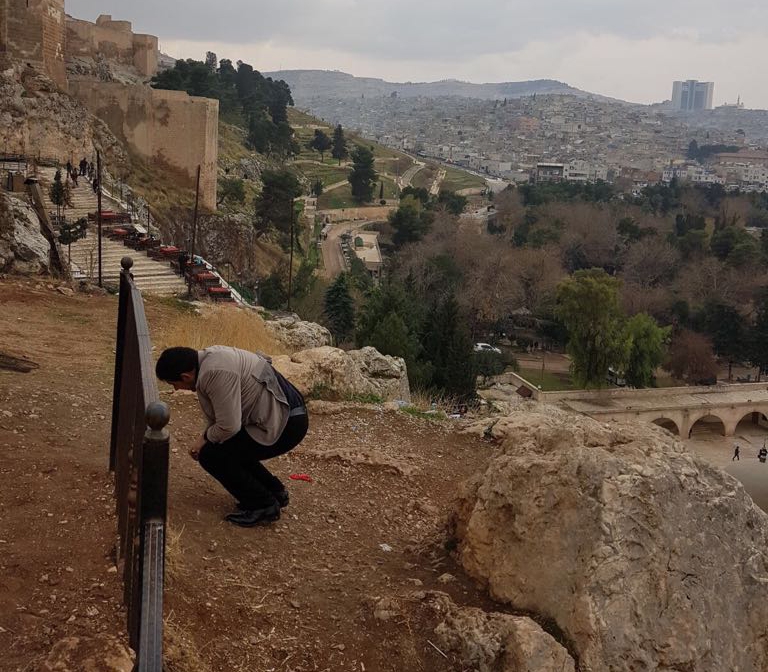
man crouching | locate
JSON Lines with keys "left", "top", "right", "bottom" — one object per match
{"left": 156, "top": 345, "right": 308, "bottom": 527}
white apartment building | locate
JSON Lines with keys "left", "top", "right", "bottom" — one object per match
{"left": 739, "top": 164, "right": 768, "bottom": 190}
{"left": 662, "top": 164, "right": 725, "bottom": 185}
{"left": 564, "top": 160, "right": 608, "bottom": 182}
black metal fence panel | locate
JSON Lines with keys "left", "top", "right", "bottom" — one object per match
{"left": 110, "top": 257, "right": 169, "bottom": 671}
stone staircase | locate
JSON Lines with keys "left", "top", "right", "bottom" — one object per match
{"left": 65, "top": 234, "right": 188, "bottom": 295}
{"left": 36, "top": 166, "right": 187, "bottom": 296}
{"left": 35, "top": 166, "right": 119, "bottom": 220}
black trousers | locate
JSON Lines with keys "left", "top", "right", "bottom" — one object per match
{"left": 198, "top": 413, "right": 308, "bottom": 509}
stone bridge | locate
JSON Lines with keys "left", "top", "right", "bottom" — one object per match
{"left": 547, "top": 383, "right": 768, "bottom": 437}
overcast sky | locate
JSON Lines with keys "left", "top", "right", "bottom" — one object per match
{"left": 67, "top": 0, "right": 768, "bottom": 108}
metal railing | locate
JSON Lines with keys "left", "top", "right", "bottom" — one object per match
{"left": 109, "top": 256, "right": 170, "bottom": 671}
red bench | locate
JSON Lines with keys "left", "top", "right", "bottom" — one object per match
{"left": 208, "top": 286, "right": 233, "bottom": 302}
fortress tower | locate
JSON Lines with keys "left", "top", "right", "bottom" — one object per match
{"left": 66, "top": 13, "right": 159, "bottom": 78}
{"left": 0, "top": 0, "right": 68, "bottom": 89}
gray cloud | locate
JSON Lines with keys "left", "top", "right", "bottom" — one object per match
{"left": 66, "top": 0, "right": 768, "bottom": 63}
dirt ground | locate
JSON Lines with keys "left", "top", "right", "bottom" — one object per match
{"left": 0, "top": 278, "right": 498, "bottom": 672}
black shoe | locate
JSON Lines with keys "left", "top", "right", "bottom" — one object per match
{"left": 274, "top": 489, "right": 290, "bottom": 508}
{"left": 225, "top": 503, "right": 281, "bottom": 527}
{"left": 236, "top": 490, "right": 289, "bottom": 510}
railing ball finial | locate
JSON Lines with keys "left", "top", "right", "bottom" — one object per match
{"left": 121, "top": 256, "right": 134, "bottom": 272}
{"left": 146, "top": 401, "right": 170, "bottom": 432}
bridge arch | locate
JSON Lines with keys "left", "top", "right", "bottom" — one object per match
{"left": 688, "top": 413, "right": 727, "bottom": 438}
{"left": 651, "top": 417, "right": 680, "bottom": 435}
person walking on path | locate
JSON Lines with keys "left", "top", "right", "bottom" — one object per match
{"left": 156, "top": 345, "right": 308, "bottom": 527}
{"left": 733, "top": 444, "right": 740, "bottom": 461}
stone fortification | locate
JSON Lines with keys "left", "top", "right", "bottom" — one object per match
{"left": 69, "top": 80, "right": 218, "bottom": 210}
{"left": 0, "top": 0, "right": 67, "bottom": 90}
{"left": 66, "top": 14, "right": 158, "bottom": 78}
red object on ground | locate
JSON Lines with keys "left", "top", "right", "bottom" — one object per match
{"left": 159, "top": 245, "right": 179, "bottom": 254}
{"left": 112, "top": 228, "right": 128, "bottom": 236}
{"left": 289, "top": 473, "right": 312, "bottom": 483}
{"left": 208, "top": 286, "right": 230, "bottom": 294}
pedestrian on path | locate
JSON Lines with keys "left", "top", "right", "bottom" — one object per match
{"left": 156, "top": 346, "right": 308, "bottom": 527}
{"left": 733, "top": 444, "right": 740, "bottom": 461}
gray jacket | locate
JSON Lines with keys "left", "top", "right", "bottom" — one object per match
{"left": 196, "top": 346, "right": 289, "bottom": 446}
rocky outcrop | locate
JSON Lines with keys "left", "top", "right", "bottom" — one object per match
{"left": 41, "top": 635, "right": 133, "bottom": 671}
{"left": 453, "top": 405, "right": 768, "bottom": 672}
{"left": 0, "top": 191, "right": 50, "bottom": 275}
{"left": 273, "top": 346, "right": 410, "bottom": 402}
{"left": 426, "top": 593, "right": 575, "bottom": 672}
{"left": 264, "top": 315, "right": 332, "bottom": 351}
{"left": 0, "top": 62, "right": 126, "bottom": 169}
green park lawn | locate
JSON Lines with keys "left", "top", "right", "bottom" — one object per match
{"left": 317, "top": 176, "right": 399, "bottom": 210}
{"left": 411, "top": 164, "right": 438, "bottom": 191}
{"left": 296, "top": 163, "right": 350, "bottom": 187}
{"left": 441, "top": 166, "right": 487, "bottom": 192}
{"left": 517, "top": 367, "right": 575, "bottom": 391}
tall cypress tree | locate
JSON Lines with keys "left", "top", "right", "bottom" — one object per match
{"left": 421, "top": 294, "right": 476, "bottom": 399}
{"left": 324, "top": 273, "right": 355, "bottom": 343}
{"left": 332, "top": 124, "right": 349, "bottom": 165}
{"left": 348, "top": 146, "right": 377, "bottom": 203}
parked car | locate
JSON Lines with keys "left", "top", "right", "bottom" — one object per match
{"left": 473, "top": 342, "right": 501, "bottom": 355}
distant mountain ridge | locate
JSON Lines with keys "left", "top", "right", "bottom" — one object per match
{"left": 264, "top": 69, "right": 622, "bottom": 103}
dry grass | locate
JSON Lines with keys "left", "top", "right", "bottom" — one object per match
{"left": 156, "top": 304, "right": 288, "bottom": 357}
{"left": 408, "top": 389, "right": 460, "bottom": 412}
{"left": 165, "top": 524, "right": 185, "bottom": 585}
{"left": 164, "top": 619, "right": 212, "bottom": 672}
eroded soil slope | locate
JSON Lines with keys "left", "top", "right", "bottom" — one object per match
{"left": 0, "top": 279, "right": 497, "bottom": 672}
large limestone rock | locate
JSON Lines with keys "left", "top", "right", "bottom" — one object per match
{"left": 273, "top": 346, "right": 410, "bottom": 402}
{"left": 427, "top": 592, "right": 575, "bottom": 672}
{"left": 453, "top": 405, "right": 768, "bottom": 672}
{"left": 264, "top": 315, "right": 332, "bottom": 350}
{"left": 0, "top": 191, "right": 50, "bottom": 275}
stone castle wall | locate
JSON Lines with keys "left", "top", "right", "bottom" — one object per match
{"left": 0, "top": 0, "right": 67, "bottom": 90}
{"left": 69, "top": 79, "right": 218, "bottom": 210}
{"left": 66, "top": 14, "right": 159, "bottom": 78}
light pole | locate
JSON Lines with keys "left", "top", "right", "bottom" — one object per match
{"left": 287, "top": 199, "right": 295, "bottom": 312}
{"left": 96, "top": 150, "right": 103, "bottom": 287}
{"left": 188, "top": 165, "right": 201, "bottom": 294}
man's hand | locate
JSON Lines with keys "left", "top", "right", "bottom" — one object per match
{"left": 189, "top": 434, "right": 207, "bottom": 461}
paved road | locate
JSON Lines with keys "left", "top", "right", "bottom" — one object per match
{"left": 320, "top": 220, "right": 375, "bottom": 279}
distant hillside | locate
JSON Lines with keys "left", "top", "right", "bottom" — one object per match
{"left": 265, "top": 69, "right": 621, "bottom": 103}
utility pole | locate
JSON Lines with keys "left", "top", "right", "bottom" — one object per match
{"left": 287, "top": 199, "right": 295, "bottom": 312}
{"left": 188, "top": 165, "right": 201, "bottom": 294}
{"left": 96, "top": 150, "right": 103, "bottom": 288}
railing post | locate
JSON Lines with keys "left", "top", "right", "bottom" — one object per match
{"left": 110, "top": 257, "right": 134, "bottom": 471}
{"left": 135, "top": 401, "right": 170, "bottom": 672}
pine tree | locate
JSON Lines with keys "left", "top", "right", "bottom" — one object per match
{"left": 58, "top": 217, "right": 87, "bottom": 265}
{"left": 348, "top": 145, "right": 377, "bottom": 203}
{"left": 324, "top": 273, "right": 355, "bottom": 343}
{"left": 308, "top": 129, "right": 332, "bottom": 162}
{"left": 48, "top": 168, "right": 71, "bottom": 224}
{"left": 421, "top": 294, "right": 476, "bottom": 399}
{"left": 332, "top": 124, "right": 349, "bottom": 165}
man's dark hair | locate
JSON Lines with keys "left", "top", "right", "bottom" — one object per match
{"left": 156, "top": 347, "right": 198, "bottom": 382}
